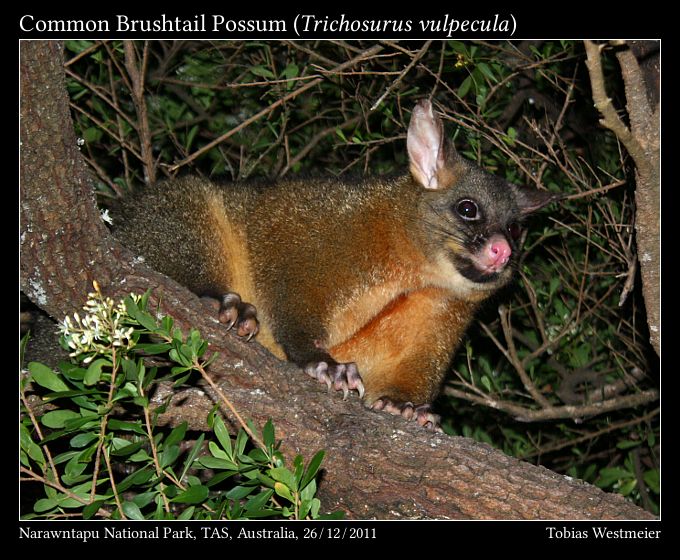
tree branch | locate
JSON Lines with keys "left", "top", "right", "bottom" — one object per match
{"left": 584, "top": 40, "right": 660, "bottom": 356}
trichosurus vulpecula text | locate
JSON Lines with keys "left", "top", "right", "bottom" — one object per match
{"left": 112, "top": 100, "right": 556, "bottom": 428}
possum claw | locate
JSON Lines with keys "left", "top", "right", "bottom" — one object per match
{"left": 216, "top": 292, "right": 260, "bottom": 340}
{"left": 305, "top": 361, "right": 365, "bottom": 400}
{"left": 371, "top": 398, "right": 441, "bottom": 431}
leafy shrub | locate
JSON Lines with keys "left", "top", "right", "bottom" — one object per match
{"left": 20, "top": 284, "right": 340, "bottom": 520}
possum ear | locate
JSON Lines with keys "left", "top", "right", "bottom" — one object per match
{"left": 511, "top": 185, "right": 561, "bottom": 216}
{"left": 407, "top": 100, "right": 451, "bottom": 190}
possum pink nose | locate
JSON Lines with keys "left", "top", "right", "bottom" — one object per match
{"left": 487, "top": 236, "right": 512, "bottom": 269}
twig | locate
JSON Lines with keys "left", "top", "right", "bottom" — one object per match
{"left": 559, "top": 180, "right": 627, "bottom": 201}
{"left": 20, "top": 467, "right": 112, "bottom": 518}
{"left": 280, "top": 115, "right": 362, "bottom": 177}
{"left": 19, "top": 389, "right": 59, "bottom": 486}
{"left": 520, "top": 407, "right": 659, "bottom": 459}
{"left": 194, "top": 362, "right": 266, "bottom": 451}
{"left": 142, "top": 404, "right": 172, "bottom": 513}
{"left": 499, "top": 305, "right": 552, "bottom": 408}
{"left": 443, "top": 385, "right": 658, "bottom": 423}
{"left": 68, "top": 102, "right": 144, "bottom": 163}
{"left": 370, "top": 41, "right": 431, "bottom": 111}
{"left": 64, "top": 41, "right": 106, "bottom": 67}
{"left": 168, "top": 44, "right": 385, "bottom": 172}
{"left": 124, "top": 41, "right": 156, "bottom": 184}
{"left": 632, "top": 447, "right": 654, "bottom": 512}
{"left": 583, "top": 41, "right": 647, "bottom": 170}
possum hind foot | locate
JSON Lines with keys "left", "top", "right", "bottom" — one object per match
{"left": 218, "top": 292, "right": 259, "bottom": 340}
{"left": 201, "top": 292, "right": 260, "bottom": 340}
{"left": 305, "top": 361, "right": 365, "bottom": 400}
{"left": 371, "top": 398, "right": 442, "bottom": 431}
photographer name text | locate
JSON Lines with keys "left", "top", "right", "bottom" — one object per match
{"left": 546, "top": 526, "right": 660, "bottom": 540}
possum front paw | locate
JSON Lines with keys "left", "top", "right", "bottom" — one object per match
{"left": 305, "top": 361, "right": 365, "bottom": 400}
{"left": 371, "top": 398, "right": 441, "bottom": 431}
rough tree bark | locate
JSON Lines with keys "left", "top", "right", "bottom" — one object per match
{"left": 19, "top": 40, "right": 654, "bottom": 520}
{"left": 584, "top": 40, "right": 660, "bottom": 357}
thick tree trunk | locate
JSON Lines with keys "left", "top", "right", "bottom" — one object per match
{"left": 19, "top": 40, "right": 654, "bottom": 520}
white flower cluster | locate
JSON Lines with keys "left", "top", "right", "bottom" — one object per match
{"left": 57, "top": 286, "right": 142, "bottom": 364}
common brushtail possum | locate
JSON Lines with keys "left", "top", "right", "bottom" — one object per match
{"left": 112, "top": 100, "right": 555, "bottom": 428}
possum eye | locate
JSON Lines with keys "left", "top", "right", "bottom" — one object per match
{"left": 455, "top": 199, "right": 480, "bottom": 221}
{"left": 507, "top": 222, "right": 522, "bottom": 240}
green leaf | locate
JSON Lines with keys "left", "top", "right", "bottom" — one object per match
{"left": 281, "top": 63, "right": 299, "bottom": 80}
{"left": 125, "top": 299, "right": 158, "bottom": 331}
{"left": 208, "top": 440, "right": 231, "bottom": 461}
{"left": 250, "top": 65, "right": 275, "bottom": 79}
{"left": 83, "top": 500, "right": 106, "bottom": 519}
{"left": 476, "top": 62, "right": 497, "bottom": 83}
{"left": 70, "top": 432, "right": 99, "bottom": 448}
{"left": 29, "top": 362, "right": 70, "bottom": 392}
{"left": 132, "top": 491, "right": 157, "bottom": 509}
{"left": 205, "top": 471, "right": 239, "bottom": 487}
{"left": 256, "top": 472, "right": 276, "bottom": 489}
{"left": 274, "top": 482, "right": 294, "bottom": 503}
{"left": 122, "top": 501, "right": 146, "bottom": 520}
{"left": 116, "top": 466, "right": 154, "bottom": 493}
{"left": 172, "top": 485, "right": 209, "bottom": 504}
{"left": 235, "top": 429, "right": 248, "bottom": 456}
{"left": 110, "top": 440, "right": 144, "bottom": 457}
{"left": 64, "top": 456, "right": 88, "bottom": 480}
{"left": 107, "top": 419, "right": 147, "bottom": 436}
{"left": 248, "top": 448, "right": 269, "bottom": 463}
{"left": 300, "top": 479, "right": 317, "bottom": 503}
{"left": 643, "top": 469, "right": 660, "bottom": 493}
{"left": 300, "top": 450, "right": 325, "bottom": 491}
{"left": 458, "top": 75, "right": 473, "bottom": 98}
{"left": 41, "top": 410, "right": 82, "bottom": 429}
{"left": 244, "top": 489, "right": 274, "bottom": 513}
{"left": 299, "top": 498, "right": 311, "bottom": 520}
{"left": 549, "top": 276, "right": 560, "bottom": 296}
{"left": 159, "top": 445, "right": 181, "bottom": 469}
{"left": 225, "top": 485, "right": 255, "bottom": 500}
{"left": 243, "top": 508, "right": 281, "bottom": 519}
{"left": 165, "top": 422, "right": 188, "bottom": 448}
{"left": 197, "top": 456, "right": 239, "bottom": 471}
{"left": 311, "top": 498, "right": 321, "bottom": 519}
{"left": 20, "top": 425, "right": 45, "bottom": 467}
{"left": 180, "top": 433, "right": 205, "bottom": 481}
{"left": 269, "top": 467, "right": 297, "bottom": 491}
{"left": 213, "top": 416, "right": 233, "bottom": 459}
{"left": 619, "top": 478, "right": 637, "bottom": 496}
{"left": 178, "top": 506, "right": 196, "bottom": 520}
{"left": 58, "top": 362, "right": 87, "bottom": 382}
{"left": 262, "top": 419, "right": 275, "bottom": 448}
{"left": 293, "top": 455, "right": 304, "bottom": 486}
{"left": 596, "top": 467, "right": 633, "bottom": 488}
{"left": 480, "top": 376, "right": 492, "bottom": 393}
{"left": 34, "top": 498, "right": 58, "bottom": 513}
{"left": 616, "top": 440, "right": 641, "bottom": 450}
{"left": 169, "top": 349, "right": 190, "bottom": 367}
{"left": 64, "top": 414, "right": 100, "bottom": 431}
{"left": 448, "top": 41, "right": 468, "bottom": 55}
